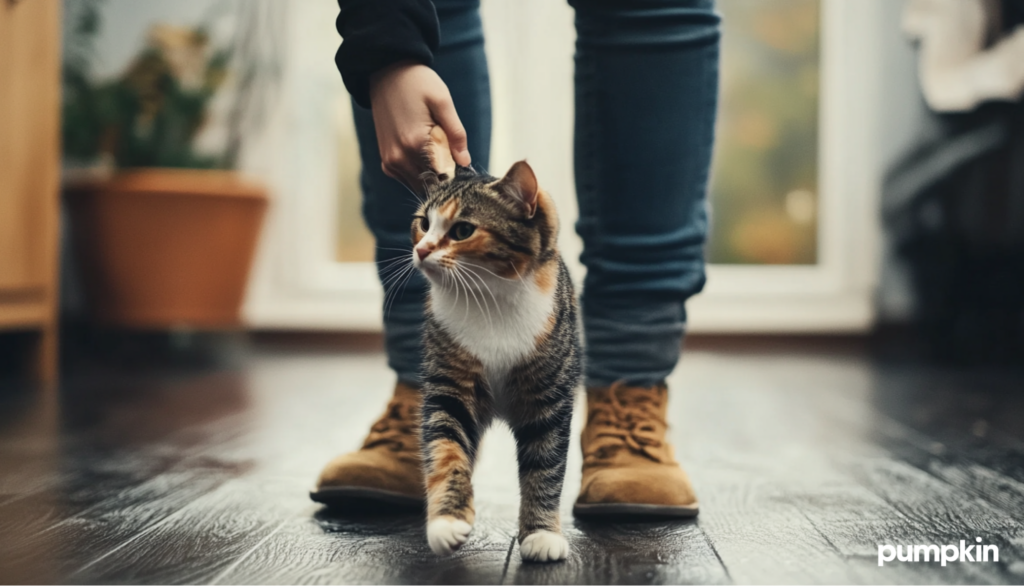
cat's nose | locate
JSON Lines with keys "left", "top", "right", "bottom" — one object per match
{"left": 416, "top": 246, "right": 432, "bottom": 261}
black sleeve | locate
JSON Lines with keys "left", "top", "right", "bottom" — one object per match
{"left": 336, "top": 0, "right": 440, "bottom": 109}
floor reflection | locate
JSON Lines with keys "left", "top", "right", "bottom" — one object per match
{"left": 0, "top": 386, "right": 61, "bottom": 584}
{"left": 1, "top": 339, "right": 1023, "bottom": 584}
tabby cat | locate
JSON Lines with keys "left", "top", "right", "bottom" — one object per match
{"left": 411, "top": 161, "right": 581, "bottom": 563}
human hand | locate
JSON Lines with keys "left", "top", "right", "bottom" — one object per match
{"left": 368, "top": 62, "right": 471, "bottom": 191}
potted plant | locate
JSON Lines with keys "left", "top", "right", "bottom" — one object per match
{"left": 62, "top": 2, "right": 272, "bottom": 329}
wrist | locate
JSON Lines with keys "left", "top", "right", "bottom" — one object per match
{"left": 369, "top": 60, "right": 424, "bottom": 103}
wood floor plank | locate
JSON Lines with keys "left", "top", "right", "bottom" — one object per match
{"left": 734, "top": 363, "right": 1023, "bottom": 583}
{"left": 72, "top": 476, "right": 313, "bottom": 584}
{"left": 0, "top": 410, "right": 251, "bottom": 548}
{"left": 771, "top": 378, "right": 1024, "bottom": 583}
{"left": 21, "top": 468, "right": 238, "bottom": 577}
{"left": 695, "top": 469, "right": 863, "bottom": 584}
{"left": 3, "top": 344, "right": 1023, "bottom": 584}
{"left": 502, "top": 516, "right": 728, "bottom": 585}
{"left": 215, "top": 505, "right": 516, "bottom": 585}
{"left": 0, "top": 375, "right": 252, "bottom": 522}
{"left": 847, "top": 457, "right": 1024, "bottom": 583}
{"left": 871, "top": 410, "right": 1024, "bottom": 528}
{"left": 671, "top": 356, "right": 877, "bottom": 583}
{"left": 666, "top": 352, "right": 1024, "bottom": 583}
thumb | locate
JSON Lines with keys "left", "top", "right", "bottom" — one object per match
{"left": 428, "top": 96, "right": 471, "bottom": 168}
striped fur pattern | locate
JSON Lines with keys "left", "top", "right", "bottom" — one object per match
{"left": 411, "top": 161, "right": 581, "bottom": 562}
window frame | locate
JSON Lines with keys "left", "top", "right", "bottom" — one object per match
{"left": 243, "top": 0, "right": 883, "bottom": 333}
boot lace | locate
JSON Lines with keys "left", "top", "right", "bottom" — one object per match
{"left": 584, "top": 382, "right": 667, "bottom": 464}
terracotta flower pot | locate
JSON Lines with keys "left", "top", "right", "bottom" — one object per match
{"left": 65, "top": 169, "right": 268, "bottom": 328}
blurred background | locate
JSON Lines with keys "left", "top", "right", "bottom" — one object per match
{"left": 1, "top": 0, "right": 1023, "bottom": 384}
{"left": 3, "top": 2, "right": 1024, "bottom": 583}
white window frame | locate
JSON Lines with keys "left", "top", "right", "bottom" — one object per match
{"left": 243, "top": 0, "right": 883, "bottom": 333}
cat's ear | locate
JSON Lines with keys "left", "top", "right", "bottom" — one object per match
{"left": 493, "top": 160, "right": 538, "bottom": 218}
{"left": 421, "top": 165, "right": 475, "bottom": 191}
{"left": 422, "top": 125, "right": 457, "bottom": 182}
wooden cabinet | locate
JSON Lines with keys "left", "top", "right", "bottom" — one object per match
{"left": 0, "top": 0, "right": 61, "bottom": 384}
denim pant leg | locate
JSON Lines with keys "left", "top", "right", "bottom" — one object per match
{"left": 353, "top": 0, "right": 491, "bottom": 385}
{"left": 570, "top": 0, "right": 720, "bottom": 387}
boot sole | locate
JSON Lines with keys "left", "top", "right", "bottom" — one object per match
{"left": 573, "top": 502, "right": 699, "bottom": 519}
{"left": 309, "top": 486, "right": 424, "bottom": 510}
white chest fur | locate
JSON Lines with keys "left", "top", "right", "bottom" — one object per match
{"left": 430, "top": 275, "right": 555, "bottom": 396}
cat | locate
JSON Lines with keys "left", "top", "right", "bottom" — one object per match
{"left": 410, "top": 160, "right": 581, "bottom": 563}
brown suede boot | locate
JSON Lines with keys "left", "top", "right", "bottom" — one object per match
{"left": 310, "top": 382, "right": 424, "bottom": 509}
{"left": 573, "top": 382, "right": 699, "bottom": 518}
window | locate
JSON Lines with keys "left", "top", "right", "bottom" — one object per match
{"left": 246, "top": 0, "right": 882, "bottom": 333}
{"left": 710, "top": 0, "right": 820, "bottom": 266}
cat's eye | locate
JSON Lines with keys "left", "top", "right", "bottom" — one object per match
{"left": 417, "top": 216, "right": 429, "bottom": 232}
{"left": 449, "top": 222, "right": 476, "bottom": 241}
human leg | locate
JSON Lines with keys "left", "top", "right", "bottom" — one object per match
{"left": 313, "top": 0, "right": 492, "bottom": 506}
{"left": 569, "top": 0, "right": 720, "bottom": 517}
{"left": 572, "top": 0, "right": 719, "bottom": 387}
{"left": 355, "top": 0, "right": 493, "bottom": 386}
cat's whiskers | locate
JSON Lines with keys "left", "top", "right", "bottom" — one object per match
{"left": 440, "top": 267, "right": 457, "bottom": 308}
{"left": 448, "top": 265, "right": 481, "bottom": 327}
{"left": 378, "top": 256, "right": 413, "bottom": 279}
{"left": 453, "top": 268, "right": 472, "bottom": 324}
{"left": 456, "top": 265, "right": 493, "bottom": 321}
{"left": 381, "top": 258, "right": 416, "bottom": 318}
{"left": 381, "top": 267, "right": 409, "bottom": 316}
{"left": 397, "top": 181, "right": 425, "bottom": 205}
{"left": 448, "top": 266, "right": 463, "bottom": 312}
{"left": 452, "top": 264, "right": 494, "bottom": 330}
{"left": 385, "top": 266, "right": 417, "bottom": 318}
{"left": 461, "top": 265, "right": 499, "bottom": 329}
{"left": 376, "top": 246, "right": 416, "bottom": 254}
{"left": 457, "top": 260, "right": 516, "bottom": 282}
{"left": 508, "top": 261, "right": 526, "bottom": 282}
{"left": 440, "top": 263, "right": 472, "bottom": 324}
{"left": 380, "top": 257, "right": 413, "bottom": 290}
{"left": 452, "top": 268, "right": 471, "bottom": 324}
{"left": 377, "top": 251, "right": 416, "bottom": 284}
{"left": 376, "top": 254, "right": 412, "bottom": 267}
{"left": 459, "top": 264, "right": 505, "bottom": 323}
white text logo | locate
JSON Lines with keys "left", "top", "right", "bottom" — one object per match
{"left": 878, "top": 538, "right": 999, "bottom": 567}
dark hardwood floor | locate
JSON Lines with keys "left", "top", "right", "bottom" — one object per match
{"left": 1, "top": 335, "right": 1023, "bottom": 584}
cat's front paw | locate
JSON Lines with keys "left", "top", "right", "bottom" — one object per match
{"left": 427, "top": 516, "right": 473, "bottom": 555}
{"left": 519, "top": 530, "right": 569, "bottom": 562}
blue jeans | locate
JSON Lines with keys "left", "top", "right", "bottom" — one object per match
{"left": 354, "top": 0, "right": 719, "bottom": 388}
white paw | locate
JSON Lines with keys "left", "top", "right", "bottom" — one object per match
{"left": 427, "top": 517, "right": 473, "bottom": 555}
{"left": 519, "top": 530, "right": 569, "bottom": 562}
